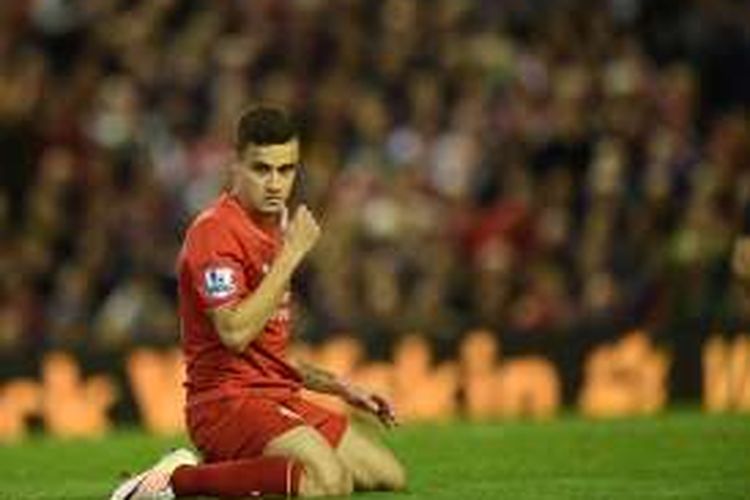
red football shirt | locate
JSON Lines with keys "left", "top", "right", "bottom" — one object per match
{"left": 177, "top": 192, "right": 302, "bottom": 406}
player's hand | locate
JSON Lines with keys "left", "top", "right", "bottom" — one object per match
{"left": 340, "top": 382, "right": 398, "bottom": 428}
{"left": 283, "top": 205, "right": 321, "bottom": 261}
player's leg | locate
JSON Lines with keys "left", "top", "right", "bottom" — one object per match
{"left": 284, "top": 396, "right": 406, "bottom": 492}
{"left": 335, "top": 423, "right": 407, "bottom": 491}
{"left": 184, "top": 395, "right": 347, "bottom": 497}
{"left": 110, "top": 396, "right": 312, "bottom": 499}
{"left": 169, "top": 455, "right": 302, "bottom": 497}
{"left": 190, "top": 394, "right": 353, "bottom": 496}
{"left": 110, "top": 449, "right": 303, "bottom": 499}
{"left": 110, "top": 448, "right": 199, "bottom": 500}
{"left": 264, "top": 425, "right": 353, "bottom": 497}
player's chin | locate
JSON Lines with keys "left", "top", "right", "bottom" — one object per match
{"left": 260, "top": 200, "right": 285, "bottom": 214}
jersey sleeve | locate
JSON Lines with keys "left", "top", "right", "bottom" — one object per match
{"left": 183, "top": 221, "right": 252, "bottom": 311}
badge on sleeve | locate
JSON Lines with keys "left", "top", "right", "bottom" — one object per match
{"left": 203, "top": 267, "right": 236, "bottom": 299}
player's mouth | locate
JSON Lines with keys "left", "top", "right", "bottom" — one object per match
{"left": 264, "top": 196, "right": 284, "bottom": 208}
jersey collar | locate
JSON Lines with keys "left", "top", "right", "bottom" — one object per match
{"left": 222, "top": 192, "right": 282, "bottom": 241}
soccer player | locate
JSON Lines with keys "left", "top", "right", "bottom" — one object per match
{"left": 111, "top": 107, "right": 406, "bottom": 498}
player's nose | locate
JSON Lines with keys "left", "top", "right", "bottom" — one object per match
{"left": 267, "top": 170, "right": 283, "bottom": 191}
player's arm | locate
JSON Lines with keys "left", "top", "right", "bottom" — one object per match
{"left": 210, "top": 206, "right": 319, "bottom": 353}
{"left": 295, "top": 361, "right": 397, "bottom": 428}
{"left": 296, "top": 361, "right": 348, "bottom": 395}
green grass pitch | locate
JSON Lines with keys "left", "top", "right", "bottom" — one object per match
{"left": 0, "top": 411, "right": 748, "bottom": 499}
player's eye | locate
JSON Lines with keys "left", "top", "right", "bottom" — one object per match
{"left": 278, "top": 164, "right": 297, "bottom": 175}
{"left": 250, "top": 162, "right": 272, "bottom": 174}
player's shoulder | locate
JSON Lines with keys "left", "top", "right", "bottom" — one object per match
{"left": 185, "top": 201, "right": 230, "bottom": 240}
{"left": 182, "top": 194, "right": 250, "bottom": 249}
{"left": 182, "top": 194, "right": 262, "bottom": 252}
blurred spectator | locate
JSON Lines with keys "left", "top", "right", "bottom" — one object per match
{"left": 0, "top": 0, "right": 749, "bottom": 356}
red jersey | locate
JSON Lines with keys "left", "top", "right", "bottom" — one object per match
{"left": 177, "top": 193, "right": 302, "bottom": 406}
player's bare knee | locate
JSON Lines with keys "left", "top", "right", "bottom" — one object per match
{"left": 298, "top": 469, "right": 324, "bottom": 497}
{"left": 390, "top": 460, "right": 408, "bottom": 490}
{"left": 306, "top": 457, "right": 352, "bottom": 496}
{"left": 352, "top": 468, "right": 377, "bottom": 491}
{"left": 325, "top": 461, "right": 352, "bottom": 495}
{"left": 340, "top": 465, "right": 354, "bottom": 494}
{"left": 380, "top": 458, "right": 407, "bottom": 491}
{"left": 349, "top": 456, "right": 405, "bottom": 492}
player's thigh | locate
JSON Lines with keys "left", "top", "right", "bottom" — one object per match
{"left": 264, "top": 425, "right": 352, "bottom": 496}
{"left": 336, "top": 423, "right": 407, "bottom": 491}
{"left": 187, "top": 396, "right": 303, "bottom": 462}
{"left": 284, "top": 397, "right": 349, "bottom": 448}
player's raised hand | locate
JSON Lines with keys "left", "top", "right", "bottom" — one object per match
{"left": 283, "top": 205, "right": 321, "bottom": 261}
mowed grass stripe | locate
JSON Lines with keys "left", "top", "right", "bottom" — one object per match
{"left": 0, "top": 411, "right": 747, "bottom": 499}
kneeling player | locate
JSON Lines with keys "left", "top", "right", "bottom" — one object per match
{"left": 111, "top": 107, "right": 406, "bottom": 498}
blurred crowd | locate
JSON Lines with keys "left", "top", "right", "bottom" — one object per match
{"left": 1, "top": 0, "right": 749, "bottom": 356}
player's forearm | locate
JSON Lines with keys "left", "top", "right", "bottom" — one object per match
{"left": 296, "top": 362, "right": 347, "bottom": 395}
{"left": 212, "top": 249, "right": 302, "bottom": 352}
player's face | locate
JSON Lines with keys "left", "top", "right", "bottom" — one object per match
{"left": 234, "top": 139, "right": 299, "bottom": 215}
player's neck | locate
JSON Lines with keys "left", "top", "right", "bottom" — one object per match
{"left": 226, "top": 191, "right": 280, "bottom": 230}
{"left": 248, "top": 207, "right": 280, "bottom": 229}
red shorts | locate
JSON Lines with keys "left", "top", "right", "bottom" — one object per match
{"left": 186, "top": 393, "right": 348, "bottom": 463}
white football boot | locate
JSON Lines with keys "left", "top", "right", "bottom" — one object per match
{"left": 110, "top": 448, "right": 199, "bottom": 500}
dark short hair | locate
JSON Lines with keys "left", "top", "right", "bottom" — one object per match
{"left": 235, "top": 106, "right": 298, "bottom": 152}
